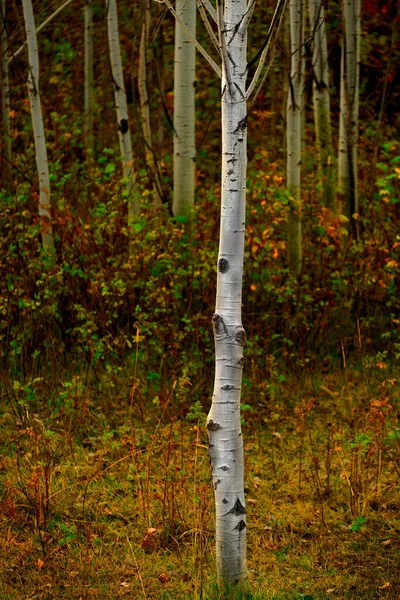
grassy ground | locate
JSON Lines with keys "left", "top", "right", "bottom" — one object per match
{"left": 1, "top": 367, "right": 399, "bottom": 600}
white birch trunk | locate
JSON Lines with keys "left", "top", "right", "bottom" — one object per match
{"left": 21, "top": 0, "right": 55, "bottom": 253}
{"left": 309, "top": 0, "right": 335, "bottom": 209}
{"left": 286, "top": 0, "right": 304, "bottom": 277}
{"left": 172, "top": 0, "right": 196, "bottom": 220}
{"left": 206, "top": 0, "right": 248, "bottom": 585}
{"left": 84, "top": 0, "right": 95, "bottom": 159}
{"left": 138, "top": 0, "right": 162, "bottom": 208}
{"left": 1, "top": 0, "right": 11, "bottom": 191}
{"left": 338, "top": 0, "right": 360, "bottom": 232}
{"left": 106, "top": 0, "right": 138, "bottom": 220}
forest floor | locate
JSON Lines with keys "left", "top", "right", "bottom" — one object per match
{"left": 1, "top": 366, "right": 399, "bottom": 600}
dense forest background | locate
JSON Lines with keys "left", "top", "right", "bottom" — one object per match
{"left": 1, "top": 0, "right": 400, "bottom": 598}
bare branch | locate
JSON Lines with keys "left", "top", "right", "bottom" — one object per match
{"left": 8, "top": 0, "right": 74, "bottom": 64}
{"left": 197, "top": 0, "right": 221, "bottom": 57}
{"left": 246, "top": 0, "right": 287, "bottom": 100}
{"left": 160, "top": 0, "right": 221, "bottom": 77}
{"left": 199, "top": 0, "right": 216, "bottom": 23}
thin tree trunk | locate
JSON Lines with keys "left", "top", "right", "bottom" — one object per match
{"left": 138, "top": 0, "right": 162, "bottom": 208}
{"left": 286, "top": 0, "right": 304, "bottom": 277}
{"left": 21, "top": 0, "right": 55, "bottom": 255}
{"left": 172, "top": 0, "right": 196, "bottom": 221}
{"left": 106, "top": 0, "right": 138, "bottom": 220}
{"left": 84, "top": 0, "right": 95, "bottom": 159}
{"left": 309, "top": 0, "right": 335, "bottom": 210}
{"left": 207, "top": 0, "right": 249, "bottom": 585}
{"left": 338, "top": 0, "right": 360, "bottom": 237}
{"left": 1, "top": 0, "right": 11, "bottom": 192}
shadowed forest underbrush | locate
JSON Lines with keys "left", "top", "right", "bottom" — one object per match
{"left": 1, "top": 363, "right": 399, "bottom": 599}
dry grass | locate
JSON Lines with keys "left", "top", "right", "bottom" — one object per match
{"left": 0, "top": 367, "right": 399, "bottom": 600}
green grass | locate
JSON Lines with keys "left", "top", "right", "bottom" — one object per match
{"left": 0, "top": 368, "right": 399, "bottom": 599}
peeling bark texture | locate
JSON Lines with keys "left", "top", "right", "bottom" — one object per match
{"left": 309, "top": 0, "right": 335, "bottom": 210}
{"left": 338, "top": 0, "right": 360, "bottom": 237}
{"left": 287, "top": 0, "right": 305, "bottom": 277}
{"left": 106, "top": 0, "right": 138, "bottom": 221}
{"left": 21, "top": 0, "right": 55, "bottom": 255}
{"left": 1, "top": 0, "right": 11, "bottom": 192}
{"left": 207, "top": 0, "right": 249, "bottom": 585}
{"left": 84, "top": 0, "right": 94, "bottom": 159}
{"left": 173, "top": 0, "right": 196, "bottom": 220}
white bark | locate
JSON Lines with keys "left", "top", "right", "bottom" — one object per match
{"left": 206, "top": 0, "right": 249, "bottom": 585}
{"left": 21, "top": 0, "right": 55, "bottom": 253}
{"left": 1, "top": 0, "right": 11, "bottom": 191}
{"left": 286, "top": 0, "right": 305, "bottom": 276}
{"left": 338, "top": 0, "right": 360, "bottom": 231}
{"left": 309, "top": 0, "right": 335, "bottom": 209}
{"left": 138, "top": 0, "right": 162, "bottom": 208}
{"left": 84, "top": 0, "right": 94, "bottom": 158}
{"left": 106, "top": 0, "right": 138, "bottom": 220}
{"left": 173, "top": 0, "right": 196, "bottom": 220}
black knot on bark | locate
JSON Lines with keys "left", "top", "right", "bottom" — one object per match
{"left": 119, "top": 118, "right": 129, "bottom": 133}
{"left": 234, "top": 520, "right": 247, "bottom": 531}
{"left": 234, "top": 328, "right": 246, "bottom": 346}
{"left": 207, "top": 419, "right": 222, "bottom": 431}
{"left": 226, "top": 497, "right": 246, "bottom": 516}
{"left": 221, "top": 384, "right": 235, "bottom": 391}
{"left": 218, "top": 258, "right": 230, "bottom": 273}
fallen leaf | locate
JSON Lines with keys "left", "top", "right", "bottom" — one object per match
{"left": 158, "top": 573, "right": 169, "bottom": 583}
{"left": 37, "top": 559, "right": 44, "bottom": 569}
{"left": 379, "top": 582, "right": 391, "bottom": 589}
{"left": 326, "top": 589, "right": 335, "bottom": 594}
{"left": 247, "top": 498, "right": 257, "bottom": 505}
{"left": 120, "top": 582, "right": 130, "bottom": 588}
{"left": 381, "top": 539, "right": 391, "bottom": 546}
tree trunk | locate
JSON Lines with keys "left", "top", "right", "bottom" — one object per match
{"left": 138, "top": 0, "right": 162, "bottom": 208}
{"left": 309, "top": 0, "right": 335, "bottom": 210}
{"left": 21, "top": 0, "right": 55, "bottom": 255}
{"left": 207, "top": 0, "right": 248, "bottom": 585}
{"left": 0, "top": 0, "right": 11, "bottom": 192}
{"left": 84, "top": 0, "right": 95, "bottom": 159}
{"left": 338, "top": 0, "right": 360, "bottom": 236}
{"left": 106, "top": 0, "right": 138, "bottom": 221}
{"left": 286, "top": 0, "right": 304, "bottom": 277}
{"left": 172, "top": 0, "right": 196, "bottom": 221}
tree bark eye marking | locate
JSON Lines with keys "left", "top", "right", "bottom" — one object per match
{"left": 221, "top": 384, "right": 235, "bottom": 391}
{"left": 218, "top": 258, "right": 230, "bottom": 273}
{"left": 214, "top": 479, "right": 221, "bottom": 490}
{"left": 234, "top": 520, "right": 246, "bottom": 531}
{"left": 207, "top": 419, "right": 222, "bottom": 431}
{"left": 225, "top": 497, "right": 246, "bottom": 516}
{"left": 220, "top": 465, "right": 229, "bottom": 471}
{"left": 234, "top": 329, "right": 246, "bottom": 346}
{"left": 119, "top": 118, "right": 128, "bottom": 133}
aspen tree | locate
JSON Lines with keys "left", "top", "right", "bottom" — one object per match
{"left": 21, "top": 0, "right": 55, "bottom": 254}
{"left": 84, "top": 0, "right": 95, "bottom": 159}
{"left": 173, "top": 0, "right": 196, "bottom": 220}
{"left": 164, "top": 0, "right": 283, "bottom": 585}
{"left": 1, "top": 0, "right": 11, "bottom": 192}
{"left": 138, "top": 0, "right": 163, "bottom": 208}
{"left": 287, "top": 0, "right": 305, "bottom": 276}
{"left": 105, "top": 0, "right": 138, "bottom": 220}
{"left": 309, "top": 0, "right": 335, "bottom": 209}
{"left": 338, "top": 0, "right": 360, "bottom": 235}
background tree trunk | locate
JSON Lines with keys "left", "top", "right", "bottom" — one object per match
{"left": 106, "top": 0, "right": 138, "bottom": 221}
{"left": 138, "top": 0, "right": 163, "bottom": 208}
{"left": 286, "top": 0, "right": 305, "bottom": 276}
{"left": 21, "top": 0, "right": 55, "bottom": 255}
{"left": 309, "top": 0, "right": 335, "bottom": 210}
{"left": 338, "top": 0, "right": 360, "bottom": 236}
{"left": 172, "top": 0, "right": 196, "bottom": 221}
{"left": 84, "top": 0, "right": 95, "bottom": 160}
{"left": 0, "top": 0, "right": 11, "bottom": 192}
